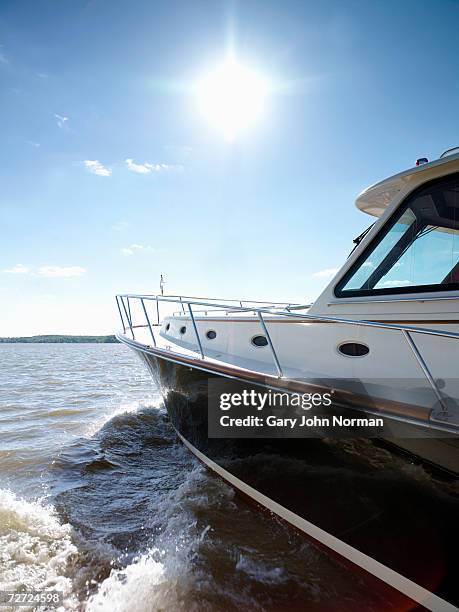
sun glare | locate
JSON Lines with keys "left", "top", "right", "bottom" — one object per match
{"left": 197, "top": 60, "right": 268, "bottom": 141}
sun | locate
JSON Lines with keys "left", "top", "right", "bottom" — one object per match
{"left": 196, "top": 60, "right": 268, "bottom": 141}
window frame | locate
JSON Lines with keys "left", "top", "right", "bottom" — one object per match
{"left": 334, "top": 173, "right": 459, "bottom": 298}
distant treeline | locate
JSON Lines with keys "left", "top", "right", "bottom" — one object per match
{"left": 0, "top": 335, "right": 119, "bottom": 344}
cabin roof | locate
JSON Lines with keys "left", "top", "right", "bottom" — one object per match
{"left": 355, "top": 151, "right": 459, "bottom": 217}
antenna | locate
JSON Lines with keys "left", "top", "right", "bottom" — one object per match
{"left": 160, "top": 274, "right": 165, "bottom": 296}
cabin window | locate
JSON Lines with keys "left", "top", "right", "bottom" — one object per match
{"left": 338, "top": 342, "right": 369, "bottom": 357}
{"left": 180, "top": 326, "right": 186, "bottom": 334}
{"left": 251, "top": 335, "right": 268, "bottom": 347}
{"left": 336, "top": 173, "right": 459, "bottom": 296}
{"left": 206, "top": 330, "right": 217, "bottom": 340}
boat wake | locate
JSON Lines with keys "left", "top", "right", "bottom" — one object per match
{"left": 1, "top": 395, "right": 404, "bottom": 611}
{"left": 0, "top": 489, "right": 78, "bottom": 610}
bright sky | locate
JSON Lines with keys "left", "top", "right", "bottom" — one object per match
{"left": 1, "top": 0, "right": 459, "bottom": 335}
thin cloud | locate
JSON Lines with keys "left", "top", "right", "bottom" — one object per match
{"left": 121, "top": 244, "right": 154, "bottom": 256}
{"left": 84, "top": 160, "right": 112, "bottom": 177}
{"left": 37, "top": 266, "right": 86, "bottom": 278}
{"left": 312, "top": 268, "right": 339, "bottom": 278}
{"left": 54, "top": 113, "right": 68, "bottom": 129}
{"left": 125, "top": 158, "right": 183, "bottom": 174}
{"left": 125, "top": 158, "right": 154, "bottom": 174}
{"left": 2, "top": 264, "right": 30, "bottom": 274}
{"left": 27, "top": 140, "right": 40, "bottom": 148}
{"left": 0, "top": 45, "right": 9, "bottom": 65}
{"left": 2, "top": 264, "right": 86, "bottom": 278}
{"left": 378, "top": 279, "right": 412, "bottom": 288}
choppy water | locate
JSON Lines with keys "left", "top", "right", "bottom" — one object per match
{"left": 0, "top": 343, "right": 454, "bottom": 611}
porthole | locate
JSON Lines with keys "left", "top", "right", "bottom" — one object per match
{"left": 338, "top": 342, "right": 369, "bottom": 357}
{"left": 206, "top": 330, "right": 217, "bottom": 340}
{"left": 180, "top": 326, "right": 186, "bottom": 335}
{"left": 165, "top": 323, "right": 170, "bottom": 332}
{"left": 251, "top": 335, "right": 268, "bottom": 347}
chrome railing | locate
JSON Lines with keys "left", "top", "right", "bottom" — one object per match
{"left": 123, "top": 294, "right": 309, "bottom": 318}
{"left": 115, "top": 293, "right": 459, "bottom": 422}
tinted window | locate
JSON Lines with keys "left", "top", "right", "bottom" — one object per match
{"left": 336, "top": 174, "right": 459, "bottom": 296}
{"left": 252, "top": 335, "right": 268, "bottom": 347}
{"left": 338, "top": 342, "right": 369, "bottom": 357}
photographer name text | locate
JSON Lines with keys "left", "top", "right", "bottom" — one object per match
{"left": 219, "top": 414, "right": 384, "bottom": 429}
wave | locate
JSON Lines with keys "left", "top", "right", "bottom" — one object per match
{"left": 85, "top": 554, "right": 166, "bottom": 612}
{"left": 0, "top": 489, "right": 78, "bottom": 610}
{"left": 84, "top": 397, "right": 162, "bottom": 438}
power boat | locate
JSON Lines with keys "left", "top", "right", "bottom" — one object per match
{"left": 116, "top": 149, "right": 459, "bottom": 610}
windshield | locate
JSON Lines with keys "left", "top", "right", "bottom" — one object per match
{"left": 336, "top": 173, "right": 459, "bottom": 296}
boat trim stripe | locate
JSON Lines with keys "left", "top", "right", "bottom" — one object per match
{"left": 176, "top": 431, "right": 456, "bottom": 612}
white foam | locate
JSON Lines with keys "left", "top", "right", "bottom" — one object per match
{"left": 0, "top": 489, "right": 78, "bottom": 610}
{"left": 85, "top": 467, "right": 214, "bottom": 611}
{"left": 85, "top": 554, "right": 168, "bottom": 612}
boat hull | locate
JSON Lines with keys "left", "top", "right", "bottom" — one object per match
{"left": 128, "top": 342, "right": 459, "bottom": 610}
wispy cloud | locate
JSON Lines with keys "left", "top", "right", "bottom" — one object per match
{"left": 378, "top": 279, "right": 412, "bottom": 288}
{"left": 312, "top": 267, "right": 339, "bottom": 278}
{"left": 125, "top": 158, "right": 183, "bottom": 174}
{"left": 37, "top": 266, "right": 86, "bottom": 278}
{"left": 0, "top": 45, "right": 9, "bottom": 65}
{"left": 54, "top": 113, "right": 68, "bottom": 129}
{"left": 84, "top": 160, "right": 112, "bottom": 177}
{"left": 27, "top": 140, "right": 40, "bottom": 148}
{"left": 2, "top": 263, "right": 30, "bottom": 274}
{"left": 125, "top": 159, "right": 153, "bottom": 174}
{"left": 121, "top": 243, "right": 154, "bottom": 256}
{"left": 2, "top": 264, "right": 86, "bottom": 278}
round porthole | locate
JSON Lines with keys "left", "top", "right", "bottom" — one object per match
{"left": 206, "top": 330, "right": 217, "bottom": 340}
{"left": 165, "top": 323, "right": 170, "bottom": 332}
{"left": 180, "top": 326, "right": 186, "bottom": 335}
{"left": 252, "top": 335, "right": 268, "bottom": 347}
{"left": 338, "top": 342, "right": 369, "bottom": 357}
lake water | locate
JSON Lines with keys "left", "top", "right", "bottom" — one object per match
{"left": 0, "top": 343, "right": 449, "bottom": 611}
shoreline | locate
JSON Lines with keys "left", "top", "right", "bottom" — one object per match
{"left": 0, "top": 335, "right": 119, "bottom": 344}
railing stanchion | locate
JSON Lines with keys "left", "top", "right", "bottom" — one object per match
{"left": 126, "top": 297, "right": 136, "bottom": 340}
{"left": 188, "top": 303, "right": 204, "bottom": 359}
{"left": 180, "top": 297, "right": 186, "bottom": 314}
{"left": 156, "top": 298, "right": 160, "bottom": 326}
{"left": 115, "top": 296, "right": 125, "bottom": 333}
{"left": 402, "top": 330, "right": 447, "bottom": 413}
{"left": 120, "top": 296, "right": 135, "bottom": 339}
{"left": 141, "top": 298, "right": 156, "bottom": 347}
{"left": 257, "top": 312, "right": 283, "bottom": 378}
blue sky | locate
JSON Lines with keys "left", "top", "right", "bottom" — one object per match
{"left": 1, "top": 0, "right": 459, "bottom": 335}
